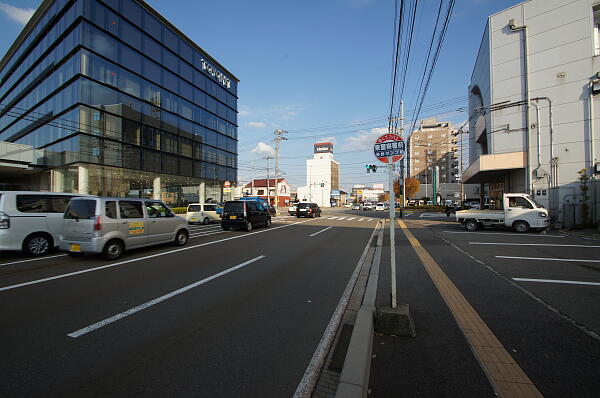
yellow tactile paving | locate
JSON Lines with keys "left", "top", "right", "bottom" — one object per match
{"left": 398, "top": 219, "right": 543, "bottom": 398}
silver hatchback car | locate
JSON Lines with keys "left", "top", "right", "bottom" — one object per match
{"left": 59, "top": 197, "right": 189, "bottom": 260}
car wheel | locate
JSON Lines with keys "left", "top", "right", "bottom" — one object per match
{"left": 23, "top": 233, "right": 52, "bottom": 256}
{"left": 464, "top": 219, "right": 479, "bottom": 232}
{"left": 173, "top": 229, "right": 189, "bottom": 246}
{"left": 266, "top": 218, "right": 272, "bottom": 228}
{"left": 513, "top": 220, "right": 530, "bottom": 233}
{"left": 202, "top": 217, "right": 209, "bottom": 225}
{"left": 245, "top": 221, "right": 253, "bottom": 232}
{"left": 103, "top": 239, "right": 124, "bottom": 261}
{"left": 297, "top": 215, "right": 301, "bottom": 218}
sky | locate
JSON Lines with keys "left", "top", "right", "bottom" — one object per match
{"left": 0, "top": 0, "right": 522, "bottom": 192}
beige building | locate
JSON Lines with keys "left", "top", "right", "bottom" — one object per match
{"left": 408, "top": 118, "right": 458, "bottom": 185}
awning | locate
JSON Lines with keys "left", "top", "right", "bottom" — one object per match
{"left": 462, "top": 151, "right": 526, "bottom": 184}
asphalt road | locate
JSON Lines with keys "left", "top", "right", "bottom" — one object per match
{"left": 370, "top": 214, "right": 600, "bottom": 398}
{"left": 0, "top": 211, "right": 379, "bottom": 397}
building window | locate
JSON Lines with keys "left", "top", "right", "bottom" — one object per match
{"left": 415, "top": 159, "right": 420, "bottom": 163}
{"left": 257, "top": 189, "right": 264, "bottom": 195}
{"left": 428, "top": 134, "right": 433, "bottom": 138}
{"left": 414, "top": 151, "right": 419, "bottom": 155}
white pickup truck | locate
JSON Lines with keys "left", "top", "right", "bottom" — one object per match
{"left": 455, "top": 193, "right": 550, "bottom": 233}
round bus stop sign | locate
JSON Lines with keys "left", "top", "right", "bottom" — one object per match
{"left": 374, "top": 133, "right": 405, "bottom": 163}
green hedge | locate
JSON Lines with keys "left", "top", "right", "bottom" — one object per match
{"left": 170, "top": 206, "right": 187, "bottom": 214}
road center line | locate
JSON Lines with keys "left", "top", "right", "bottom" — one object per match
{"left": 470, "top": 242, "right": 600, "bottom": 248}
{"left": 513, "top": 278, "right": 600, "bottom": 286}
{"left": 399, "top": 219, "right": 542, "bottom": 397}
{"left": 496, "top": 256, "right": 600, "bottom": 263}
{"left": 67, "top": 255, "right": 266, "bottom": 338}
{"left": 0, "top": 254, "right": 67, "bottom": 267}
{"left": 0, "top": 220, "right": 314, "bottom": 293}
{"left": 309, "top": 226, "right": 333, "bottom": 237}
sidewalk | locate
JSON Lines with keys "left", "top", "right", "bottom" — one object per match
{"left": 368, "top": 223, "right": 494, "bottom": 397}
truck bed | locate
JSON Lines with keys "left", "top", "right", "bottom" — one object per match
{"left": 455, "top": 209, "right": 504, "bottom": 222}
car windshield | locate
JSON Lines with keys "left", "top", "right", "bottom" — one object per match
{"left": 224, "top": 202, "right": 244, "bottom": 212}
{"left": 524, "top": 195, "right": 544, "bottom": 208}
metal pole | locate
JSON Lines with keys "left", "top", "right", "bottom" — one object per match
{"left": 266, "top": 157, "right": 271, "bottom": 205}
{"left": 251, "top": 161, "right": 255, "bottom": 196}
{"left": 401, "top": 100, "right": 405, "bottom": 213}
{"left": 389, "top": 162, "right": 397, "bottom": 309}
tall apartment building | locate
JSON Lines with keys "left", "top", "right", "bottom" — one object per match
{"left": 408, "top": 118, "right": 458, "bottom": 185}
{"left": 297, "top": 142, "right": 340, "bottom": 207}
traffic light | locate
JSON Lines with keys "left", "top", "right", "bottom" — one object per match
{"left": 365, "top": 164, "right": 378, "bottom": 173}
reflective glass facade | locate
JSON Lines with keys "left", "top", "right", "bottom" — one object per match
{"left": 0, "top": 0, "right": 238, "bottom": 204}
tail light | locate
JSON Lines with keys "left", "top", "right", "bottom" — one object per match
{"left": 308, "top": 208, "right": 312, "bottom": 213}
{"left": 0, "top": 211, "right": 9, "bottom": 229}
{"left": 93, "top": 215, "right": 102, "bottom": 233}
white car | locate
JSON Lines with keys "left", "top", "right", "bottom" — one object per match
{"left": 186, "top": 203, "right": 222, "bottom": 224}
{"left": 288, "top": 202, "right": 299, "bottom": 215}
{"left": 352, "top": 204, "right": 361, "bottom": 210}
{"left": 363, "top": 203, "right": 373, "bottom": 210}
{"left": 375, "top": 203, "right": 385, "bottom": 211}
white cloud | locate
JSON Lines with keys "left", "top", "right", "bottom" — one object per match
{"left": 342, "top": 127, "right": 387, "bottom": 151}
{"left": 0, "top": 2, "right": 35, "bottom": 25}
{"left": 247, "top": 121, "right": 266, "bottom": 128}
{"left": 251, "top": 142, "right": 275, "bottom": 157}
{"left": 318, "top": 136, "right": 337, "bottom": 145}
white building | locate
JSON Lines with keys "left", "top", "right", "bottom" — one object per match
{"left": 466, "top": 0, "right": 600, "bottom": 225}
{"left": 297, "top": 142, "right": 341, "bottom": 207}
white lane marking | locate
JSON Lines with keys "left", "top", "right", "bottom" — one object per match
{"left": 444, "top": 231, "right": 565, "bottom": 237}
{"left": 189, "top": 231, "right": 229, "bottom": 238}
{"left": 346, "top": 217, "right": 356, "bottom": 221}
{"left": 309, "top": 226, "right": 333, "bottom": 237}
{"left": 0, "top": 254, "right": 67, "bottom": 267}
{"left": 0, "top": 220, "right": 314, "bottom": 293}
{"left": 327, "top": 216, "right": 338, "bottom": 220}
{"left": 68, "top": 255, "right": 266, "bottom": 338}
{"left": 496, "top": 256, "right": 600, "bottom": 263}
{"left": 513, "top": 278, "right": 600, "bottom": 286}
{"left": 470, "top": 242, "right": 600, "bottom": 248}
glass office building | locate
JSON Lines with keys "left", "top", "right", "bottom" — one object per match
{"left": 0, "top": 0, "right": 238, "bottom": 204}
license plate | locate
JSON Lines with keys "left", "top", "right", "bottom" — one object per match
{"left": 70, "top": 243, "right": 81, "bottom": 252}
{"left": 230, "top": 215, "right": 237, "bottom": 219}
{"left": 191, "top": 218, "right": 197, "bottom": 221}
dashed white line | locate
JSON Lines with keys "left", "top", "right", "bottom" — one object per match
{"left": 68, "top": 255, "right": 266, "bottom": 338}
{"left": 444, "top": 231, "right": 565, "bottom": 237}
{"left": 512, "top": 278, "right": 600, "bottom": 286}
{"left": 470, "top": 242, "right": 600, "bottom": 248}
{"left": 0, "top": 254, "right": 67, "bottom": 267}
{"left": 309, "top": 226, "right": 333, "bottom": 237}
{"left": 496, "top": 256, "right": 600, "bottom": 263}
{"left": 0, "top": 220, "right": 314, "bottom": 293}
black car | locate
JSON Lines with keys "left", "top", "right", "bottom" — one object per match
{"left": 296, "top": 202, "right": 321, "bottom": 218}
{"left": 221, "top": 200, "right": 271, "bottom": 231}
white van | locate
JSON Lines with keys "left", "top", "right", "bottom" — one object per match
{"left": 0, "top": 191, "right": 82, "bottom": 255}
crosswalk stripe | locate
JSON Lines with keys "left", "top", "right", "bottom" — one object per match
{"left": 337, "top": 217, "right": 346, "bottom": 220}
{"left": 327, "top": 216, "right": 338, "bottom": 219}
{"left": 357, "top": 218, "right": 365, "bottom": 221}
{"left": 347, "top": 217, "right": 356, "bottom": 221}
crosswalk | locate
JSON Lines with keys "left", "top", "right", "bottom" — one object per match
{"left": 273, "top": 214, "right": 376, "bottom": 223}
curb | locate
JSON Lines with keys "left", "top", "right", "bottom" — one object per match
{"left": 335, "top": 221, "right": 384, "bottom": 398}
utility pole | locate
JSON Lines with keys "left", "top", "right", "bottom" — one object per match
{"left": 251, "top": 160, "right": 255, "bottom": 197}
{"left": 265, "top": 156, "right": 272, "bottom": 206}
{"left": 273, "top": 129, "right": 288, "bottom": 214}
{"left": 401, "top": 100, "right": 405, "bottom": 213}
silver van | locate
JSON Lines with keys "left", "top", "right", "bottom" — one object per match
{"left": 0, "top": 191, "right": 84, "bottom": 255}
{"left": 59, "top": 197, "right": 189, "bottom": 260}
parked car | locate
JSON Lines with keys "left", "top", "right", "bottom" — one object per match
{"left": 375, "top": 203, "right": 385, "bottom": 211}
{"left": 0, "top": 191, "right": 86, "bottom": 256}
{"left": 352, "top": 204, "right": 361, "bottom": 210}
{"left": 296, "top": 202, "right": 321, "bottom": 218}
{"left": 363, "top": 203, "right": 374, "bottom": 211}
{"left": 186, "top": 203, "right": 221, "bottom": 225}
{"left": 344, "top": 203, "right": 352, "bottom": 208}
{"left": 59, "top": 197, "right": 189, "bottom": 260}
{"left": 221, "top": 200, "right": 271, "bottom": 231}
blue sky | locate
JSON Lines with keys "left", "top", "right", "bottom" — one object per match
{"left": 0, "top": 0, "right": 521, "bottom": 192}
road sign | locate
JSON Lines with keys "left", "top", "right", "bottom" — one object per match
{"left": 224, "top": 181, "right": 231, "bottom": 188}
{"left": 374, "top": 133, "right": 405, "bottom": 163}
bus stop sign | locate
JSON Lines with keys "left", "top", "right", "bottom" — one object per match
{"left": 374, "top": 133, "right": 405, "bottom": 163}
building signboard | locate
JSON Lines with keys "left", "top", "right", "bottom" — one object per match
{"left": 314, "top": 142, "right": 334, "bottom": 154}
{"left": 200, "top": 59, "right": 231, "bottom": 89}
{"left": 331, "top": 190, "right": 340, "bottom": 197}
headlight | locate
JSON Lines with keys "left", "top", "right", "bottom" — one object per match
{"left": 538, "top": 212, "right": 547, "bottom": 217}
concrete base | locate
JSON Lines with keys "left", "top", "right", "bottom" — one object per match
{"left": 375, "top": 304, "right": 416, "bottom": 337}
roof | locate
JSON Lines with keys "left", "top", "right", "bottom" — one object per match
{"left": 245, "top": 178, "right": 287, "bottom": 188}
